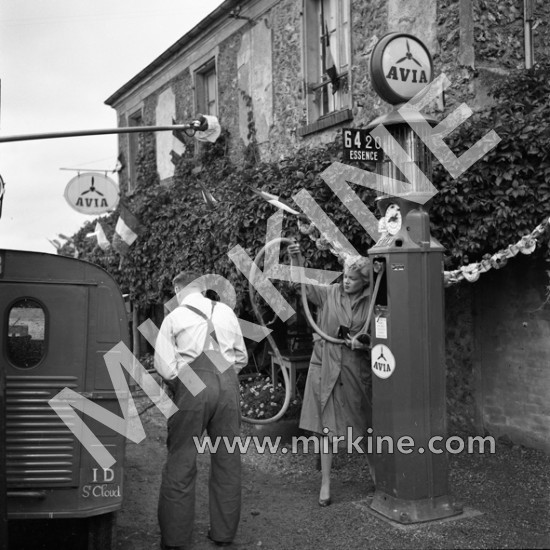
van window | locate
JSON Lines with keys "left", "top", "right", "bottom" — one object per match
{"left": 7, "top": 298, "right": 46, "bottom": 368}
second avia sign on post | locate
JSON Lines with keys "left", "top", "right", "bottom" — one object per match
{"left": 64, "top": 172, "right": 120, "bottom": 215}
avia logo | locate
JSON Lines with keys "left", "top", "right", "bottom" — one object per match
{"left": 76, "top": 197, "right": 109, "bottom": 208}
{"left": 385, "top": 40, "right": 428, "bottom": 84}
{"left": 64, "top": 172, "right": 119, "bottom": 215}
{"left": 77, "top": 179, "right": 109, "bottom": 208}
{"left": 79, "top": 176, "right": 104, "bottom": 197}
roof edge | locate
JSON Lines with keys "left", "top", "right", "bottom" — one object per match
{"left": 104, "top": 0, "right": 242, "bottom": 108}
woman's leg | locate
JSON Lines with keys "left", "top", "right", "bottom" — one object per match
{"left": 319, "top": 437, "right": 333, "bottom": 503}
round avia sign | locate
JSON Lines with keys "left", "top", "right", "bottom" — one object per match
{"left": 370, "top": 32, "right": 433, "bottom": 105}
{"left": 371, "top": 344, "right": 396, "bottom": 379}
{"left": 64, "top": 172, "right": 120, "bottom": 215}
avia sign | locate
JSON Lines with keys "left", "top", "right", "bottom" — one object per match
{"left": 370, "top": 32, "right": 433, "bottom": 104}
{"left": 64, "top": 172, "right": 120, "bottom": 215}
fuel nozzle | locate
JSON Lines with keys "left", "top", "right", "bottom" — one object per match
{"left": 356, "top": 333, "right": 371, "bottom": 346}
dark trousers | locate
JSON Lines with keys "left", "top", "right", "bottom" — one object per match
{"left": 158, "top": 354, "right": 241, "bottom": 548}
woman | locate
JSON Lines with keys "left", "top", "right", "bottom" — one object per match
{"left": 288, "top": 243, "right": 373, "bottom": 506}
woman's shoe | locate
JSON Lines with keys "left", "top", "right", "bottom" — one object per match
{"left": 318, "top": 497, "right": 332, "bottom": 507}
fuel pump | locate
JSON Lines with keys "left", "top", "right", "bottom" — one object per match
{"left": 365, "top": 33, "right": 462, "bottom": 523}
{"left": 368, "top": 194, "right": 460, "bottom": 523}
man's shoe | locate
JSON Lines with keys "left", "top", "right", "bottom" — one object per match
{"left": 207, "top": 530, "right": 232, "bottom": 547}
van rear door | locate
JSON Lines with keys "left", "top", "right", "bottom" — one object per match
{"left": 2, "top": 280, "right": 89, "bottom": 490}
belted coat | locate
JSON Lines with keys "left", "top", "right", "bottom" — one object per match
{"left": 298, "top": 282, "right": 372, "bottom": 439}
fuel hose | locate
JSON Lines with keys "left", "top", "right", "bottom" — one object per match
{"left": 242, "top": 238, "right": 384, "bottom": 424}
{"left": 242, "top": 237, "right": 294, "bottom": 424}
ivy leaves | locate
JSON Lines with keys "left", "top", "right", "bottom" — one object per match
{"left": 431, "top": 61, "right": 550, "bottom": 266}
{"left": 68, "top": 61, "right": 550, "bottom": 312}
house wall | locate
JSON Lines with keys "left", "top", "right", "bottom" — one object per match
{"left": 109, "top": 0, "right": 550, "bottom": 166}
{"left": 237, "top": 20, "right": 273, "bottom": 148}
{"left": 156, "top": 88, "right": 184, "bottom": 180}
{"left": 109, "top": 0, "right": 550, "bottom": 168}
{"left": 105, "top": 0, "right": 550, "bottom": 451}
{"left": 265, "top": 0, "right": 304, "bottom": 158}
{"left": 473, "top": 256, "right": 550, "bottom": 453}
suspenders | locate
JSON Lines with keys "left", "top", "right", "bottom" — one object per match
{"left": 181, "top": 300, "right": 218, "bottom": 343}
{"left": 164, "top": 301, "right": 220, "bottom": 396}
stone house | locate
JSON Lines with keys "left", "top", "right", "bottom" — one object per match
{"left": 104, "top": 0, "right": 550, "bottom": 452}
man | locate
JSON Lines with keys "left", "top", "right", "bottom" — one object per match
{"left": 154, "top": 271, "right": 248, "bottom": 549}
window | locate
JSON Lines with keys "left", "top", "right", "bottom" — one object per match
{"left": 195, "top": 59, "right": 218, "bottom": 117}
{"left": 7, "top": 298, "right": 47, "bottom": 369}
{"left": 301, "top": 0, "right": 352, "bottom": 134}
{"left": 127, "top": 110, "right": 143, "bottom": 195}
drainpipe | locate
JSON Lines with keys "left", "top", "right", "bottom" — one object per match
{"left": 524, "top": 0, "right": 534, "bottom": 69}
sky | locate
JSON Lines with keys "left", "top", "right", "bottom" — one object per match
{"left": 0, "top": 0, "right": 225, "bottom": 253}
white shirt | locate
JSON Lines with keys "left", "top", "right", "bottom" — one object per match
{"left": 154, "top": 291, "right": 248, "bottom": 380}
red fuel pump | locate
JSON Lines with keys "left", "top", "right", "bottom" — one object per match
{"left": 368, "top": 195, "right": 461, "bottom": 523}
{"left": 364, "top": 31, "right": 463, "bottom": 525}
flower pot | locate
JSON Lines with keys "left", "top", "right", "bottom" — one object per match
{"left": 251, "top": 418, "right": 302, "bottom": 444}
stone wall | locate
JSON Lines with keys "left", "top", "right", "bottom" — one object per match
{"left": 113, "top": 0, "right": 550, "bottom": 174}
{"left": 115, "top": 0, "right": 550, "bottom": 169}
{"left": 473, "top": 256, "right": 550, "bottom": 453}
{"left": 268, "top": 0, "right": 305, "bottom": 159}
{"left": 172, "top": 70, "right": 194, "bottom": 131}
{"left": 437, "top": 0, "right": 550, "bottom": 114}
{"left": 217, "top": 31, "right": 245, "bottom": 161}
{"left": 350, "top": 0, "right": 388, "bottom": 127}
{"left": 443, "top": 255, "right": 550, "bottom": 455}
{"left": 445, "top": 284, "right": 475, "bottom": 429}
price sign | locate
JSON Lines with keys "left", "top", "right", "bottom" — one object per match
{"left": 342, "top": 128, "right": 385, "bottom": 162}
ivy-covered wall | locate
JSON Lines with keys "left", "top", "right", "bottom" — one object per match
{"left": 68, "top": 63, "right": 550, "bottom": 449}
{"left": 74, "top": 0, "right": 550, "bottom": 449}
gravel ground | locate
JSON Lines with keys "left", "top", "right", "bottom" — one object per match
{"left": 113, "top": 397, "right": 550, "bottom": 550}
{"left": 7, "top": 393, "right": 549, "bottom": 549}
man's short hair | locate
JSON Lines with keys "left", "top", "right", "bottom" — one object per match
{"left": 172, "top": 271, "right": 204, "bottom": 290}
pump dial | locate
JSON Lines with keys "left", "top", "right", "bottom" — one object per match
{"left": 384, "top": 203, "right": 402, "bottom": 235}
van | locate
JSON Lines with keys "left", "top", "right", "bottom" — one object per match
{"left": 1, "top": 249, "right": 131, "bottom": 549}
